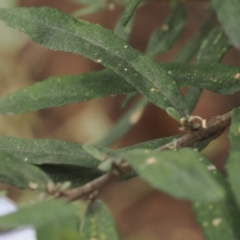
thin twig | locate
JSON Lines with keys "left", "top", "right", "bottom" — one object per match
{"left": 58, "top": 110, "right": 232, "bottom": 201}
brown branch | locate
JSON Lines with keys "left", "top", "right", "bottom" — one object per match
{"left": 57, "top": 110, "right": 232, "bottom": 201}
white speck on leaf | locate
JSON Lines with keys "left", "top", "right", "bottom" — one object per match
{"left": 24, "top": 157, "right": 28, "bottom": 162}
{"left": 123, "top": 45, "right": 128, "bottom": 48}
{"left": 161, "top": 24, "right": 169, "bottom": 31}
{"left": 96, "top": 59, "right": 102, "bottom": 63}
{"left": 234, "top": 73, "right": 240, "bottom": 79}
{"left": 28, "top": 182, "right": 38, "bottom": 190}
{"left": 212, "top": 218, "right": 222, "bottom": 227}
{"left": 146, "top": 157, "right": 157, "bottom": 165}
{"left": 130, "top": 109, "right": 144, "bottom": 124}
{"left": 207, "top": 165, "right": 216, "bottom": 171}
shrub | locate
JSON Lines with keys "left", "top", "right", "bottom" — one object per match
{"left": 0, "top": 0, "right": 240, "bottom": 239}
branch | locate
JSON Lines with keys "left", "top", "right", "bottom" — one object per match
{"left": 57, "top": 110, "right": 232, "bottom": 201}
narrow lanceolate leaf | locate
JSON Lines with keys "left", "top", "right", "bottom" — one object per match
{"left": 0, "top": 200, "right": 80, "bottom": 240}
{"left": 174, "top": 13, "right": 215, "bottom": 113}
{"left": 0, "top": 63, "right": 240, "bottom": 115}
{"left": 122, "top": 0, "right": 141, "bottom": 26}
{"left": 81, "top": 201, "right": 119, "bottom": 240}
{"left": 163, "top": 63, "right": 240, "bottom": 95}
{"left": 0, "top": 69, "right": 133, "bottom": 114}
{"left": 0, "top": 7, "right": 187, "bottom": 117}
{"left": 226, "top": 108, "right": 240, "bottom": 208}
{"left": 72, "top": 3, "right": 106, "bottom": 17}
{"left": 114, "top": 11, "right": 135, "bottom": 41}
{"left": 175, "top": 13, "right": 215, "bottom": 63}
{"left": 186, "top": 27, "right": 231, "bottom": 113}
{"left": 123, "top": 149, "right": 225, "bottom": 201}
{"left": 193, "top": 155, "right": 240, "bottom": 240}
{"left": 0, "top": 135, "right": 106, "bottom": 167}
{"left": 0, "top": 150, "right": 51, "bottom": 190}
{"left": 211, "top": 0, "right": 240, "bottom": 49}
{"left": 146, "top": 3, "right": 186, "bottom": 57}
{"left": 197, "top": 27, "right": 232, "bottom": 64}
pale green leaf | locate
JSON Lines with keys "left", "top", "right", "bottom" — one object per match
{"left": 146, "top": 2, "right": 186, "bottom": 57}
{"left": 226, "top": 108, "right": 240, "bottom": 208}
{"left": 81, "top": 200, "right": 119, "bottom": 240}
{"left": 122, "top": 148, "right": 225, "bottom": 201}
{"left": 166, "top": 107, "right": 181, "bottom": 121}
{"left": 0, "top": 150, "right": 51, "bottom": 190}
{"left": 114, "top": 11, "right": 135, "bottom": 41}
{"left": 193, "top": 155, "right": 240, "bottom": 240}
{"left": 71, "top": 0, "right": 100, "bottom": 5}
{"left": 211, "top": 0, "right": 240, "bottom": 49}
{"left": 175, "top": 13, "right": 215, "bottom": 63}
{"left": 121, "top": 92, "right": 137, "bottom": 109}
{"left": 186, "top": 26, "right": 231, "bottom": 113}
{"left": 0, "top": 7, "right": 187, "bottom": 117}
{"left": 0, "top": 200, "right": 80, "bottom": 240}
{"left": 197, "top": 27, "right": 231, "bottom": 64}
{"left": 72, "top": 3, "right": 106, "bottom": 17}
{"left": 122, "top": 0, "right": 141, "bottom": 26}
{"left": 174, "top": 13, "right": 215, "bottom": 113}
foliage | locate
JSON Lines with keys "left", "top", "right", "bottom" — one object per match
{"left": 0, "top": 0, "right": 240, "bottom": 239}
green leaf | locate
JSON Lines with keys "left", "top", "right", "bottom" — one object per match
{"left": 163, "top": 63, "right": 240, "bottom": 95}
{"left": 82, "top": 144, "right": 108, "bottom": 161}
{"left": 81, "top": 200, "right": 119, "bottom": 240}
{"left": 0, "top": 150, "right": 51, "bottom": 190}
{"left": 96, "top": 97, "right": 149, "bottom": 147}
{"left": 114, "top": 11, "right": 135, "bottom": 41}
{"left": 121, "top": 92, "right": 137, "bottom": 109}
{"left": 39, "top": 135, "right": 211, "bottom": 186}
{"left": 0, "top": 69, "right": 133, "bottom": 114}
{"left": 0, "top": 200, "right": 80, "bottom": 240}
{"left": 197, "top": 27, "right": 232, "bottom": 64}
{"left": 226, "top": 108, "right": 240, "bottom": 208}
{"left": 122, "top": 0, "right": 141, "bottom": 26}
{"left": 0, "top": 7, "right": 187, "bottom": 117}
{"left": 0, "top": 135, "right": 103, "bottom": 168}
{"left": 175, "top": 13, "right": 215, "bottom": 63}
{"left": 122, "top": 148, "right": 225, "bottom": 201}
{"left": 174, "top": 13, "right": 215, "bottom": 113}
{"left": 146, "top": 2, "right": 186, "bottom": 57}
{"left": 40, "top": 165, "right": 104, "bottom": 188}
{"left": 71, "top": 0, "right": 100, "bottom": 5}
{"left": 186, "top": 26, "right": 231, "bottom": 113}
{"left": 1, "top": 62, "right": 240, "bottom": 114}
{"left": 72, "top": 3, "right": 106, "bottom": 17}
{"left": 166, "top": 107, "right": 181, "bottom": 121}
{"left": 211, "top": 0, "right": 240, "bottom": 49}
{"left": 184, "top": 87, "right": 202, "bottom": 114}
{"left": 193, "top": 155, "right": 240, "bottom": 240}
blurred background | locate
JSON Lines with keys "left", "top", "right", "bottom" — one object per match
{"left": 0, "top": 0, "right": 239, "bottom": 239}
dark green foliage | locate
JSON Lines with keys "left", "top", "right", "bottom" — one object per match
{"left": 0, "top": 1, "right": 240, "bottom": 239}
